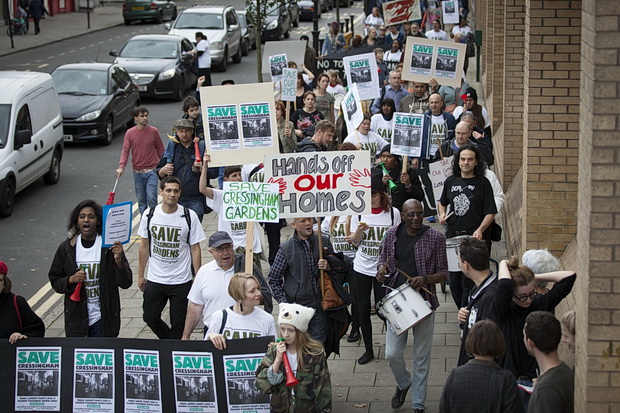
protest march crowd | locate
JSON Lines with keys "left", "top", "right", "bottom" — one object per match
{"left": 1, "top": 1, "right": 578, "bottom": 412}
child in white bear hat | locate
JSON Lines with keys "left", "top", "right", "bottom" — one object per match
{"left": 255, "top": 303, "right": 332, "bottom": 412}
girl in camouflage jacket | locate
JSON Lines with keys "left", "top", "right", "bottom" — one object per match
{"left": 256, "top": 303, "right": 332, "bottom": 412}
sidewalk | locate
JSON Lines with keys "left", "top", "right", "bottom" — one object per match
{"left": 1, "top": 3, "right": 123, "bottom": 58}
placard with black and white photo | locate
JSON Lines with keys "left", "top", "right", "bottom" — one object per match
{"left": 343, "top": 53, "right": 380, "bottom": 100}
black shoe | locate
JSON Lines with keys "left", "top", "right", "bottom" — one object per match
{"left": 391, "top": 385, "right": 410, "bottom": 409}
{"left": 357, "top": 350, "right": 374, "bottom": 365}
{"left": 413, "top": 409, "right": 425, "bottom": 413}
{"left": 346, "top": 330, "right": 360, "bottom": 343}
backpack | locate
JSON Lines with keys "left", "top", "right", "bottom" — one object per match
{"left": 145, "top": 205, "right": 192, "bottom": 257}
{"left": 465, "top": 33, "right": 476, "bottom": 58}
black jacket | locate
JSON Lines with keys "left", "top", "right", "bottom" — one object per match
{"left": 296, "top": 137, "right": 326, "bottom": 152}
{"left": 48, "top": 236, "right": 133, "bottom": 337}
{"left": 233, "top": 253, "right": 273, "bottom": 314}
{"left": 375, "top": 161, "right": 424, "bottom": 210}
{"left": 0, "top": 292, "right": 45, "bottom": 339}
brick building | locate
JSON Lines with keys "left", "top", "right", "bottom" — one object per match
{"left": 472, "top": 0, "right": 620, "bottom": 409}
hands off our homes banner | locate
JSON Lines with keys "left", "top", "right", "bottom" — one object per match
{"left": 201, "top": 83, "right": 279, "bottom": 167}
{"left": 382, "top": 0, "right": 422, "bottom": 26}
{"left": 2, "top": 337, "right": 273, "bottom": 413}
{"left": 391, "top": 112, "right": 424, "bottom": 157}
{"left": 402, "top": 37, "right": 467, "bottom": 87}
{"left": 341, "top": 83, "right": 364, "bottom": 133}
{"left": 269, "top": 54, "right": 288, "bottom": 82}
{"left": 222, "top": 181, "right": 280, "bottom": 223}
{"left": 263, "top": 151, "right": 372, "bottom": 218}
{"left": 343, "top": 53, "right": 380, "bottom": 101}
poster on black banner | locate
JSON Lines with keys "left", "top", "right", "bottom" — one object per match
{"left": 73, "top": 349, "right": 114, "bottom": 413}
{"left": 343, "top": 53, "right": 380, "bottom": 101}
{"left": 124, "top": 349, "right": 162, "bottom": 413}
{"left": 391, "top": 112, "right": 424, "bottom": 157}
{"left": 223, "top": 354, "right": 269, "bottom": 412}
{"left": 15, "top": 346, "right": 62, "bottom": 411}
{"left": 402, "top": 37, "right": 467, "bottom": 87}
{"left": 172, "top": 351, "right": 217, "bottom": 413}
{"left": 207, "top": 105, "right": 240, "bottom": 150}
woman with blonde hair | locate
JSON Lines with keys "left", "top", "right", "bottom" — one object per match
{"left": 205, "top": 272, "right": 276, "bottom": 350}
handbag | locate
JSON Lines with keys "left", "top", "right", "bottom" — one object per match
{"left": 491, "top": 221, "right": 502, "bottom": 242}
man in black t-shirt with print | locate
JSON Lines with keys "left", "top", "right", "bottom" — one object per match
{"left": 438, "top": 144, "right": 497, "bottom": 309}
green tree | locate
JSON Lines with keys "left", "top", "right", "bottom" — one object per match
{"left": 245, "top": 0, "right": 281, "bottom": 82}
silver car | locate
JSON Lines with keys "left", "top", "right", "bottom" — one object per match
{"left": 166, "top": 5, "right": 242, "bottom": 72}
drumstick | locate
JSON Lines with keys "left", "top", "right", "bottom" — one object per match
{"left": 397, "top": 268, "right": 436, "bottom": 297}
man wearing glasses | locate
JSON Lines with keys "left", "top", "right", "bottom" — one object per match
{"left": 377, "top": 25, "right": 387, "bottom": 43}
{"left": 377, "top": 199, "right": 448, "bottom": 412}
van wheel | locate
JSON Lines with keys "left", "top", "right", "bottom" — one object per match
{"left": 217, "top": 49, "right": 228, "bottom": 72}
{"left": 100, "top": 117, "right": 114, "bottom": 145}
{"left": 43, "top": 149, "right": 61, "bottom": 185}
{"left": 0, "top": 177, "right": 15, "bottom": 218}
{"left": 155, "top": 11, "right": 163, "bottom": 24}
{"left": 232, "top": 44, "right": 242, "bottom": 64}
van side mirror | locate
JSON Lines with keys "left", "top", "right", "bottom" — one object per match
{"left": 109, "top": 50, "right": 119, "bottom": 57}
{"left": 15, "top": 129, "right": 32, "bottom": 149}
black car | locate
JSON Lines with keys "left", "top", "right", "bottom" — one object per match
{"left": 110, "top": 34, "right": 197, "bottom": 101}
{"left": 262, "top": 4, "right": 291, "bottom": 41}
{"left": 51, "top": 63, "right": 140, "bottom": 145}
{"left": 298, "top": 0, "right": 320, "bottom": 21}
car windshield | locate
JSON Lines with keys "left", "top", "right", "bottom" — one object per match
{"left": 120, "top": 40, "right": 178, "bottom": 59}
{"left": 266, "top": 7, "right": 279, "bottom": 16}
{"left": 0, "top": 104, "right": 9, "bottom": 147}
{"left": 52, "top": 69, "right": 108, "bottom": 95}
{"left": 174, "top": 13, "right": 223, "bottom": 29}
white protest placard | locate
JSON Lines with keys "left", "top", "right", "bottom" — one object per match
{"left": 383, "top": 0, "right": 422, "bottom": 26}
{"left": 343, "top": 53, "right": 380, "bottom": 101}
{"left": 101, "top": 201, "right": 132, "bottom": 247}
{"left": 261, "top": 41, "right": 305, "bottom": 80}
{"left": 201, "top": 83, "right": 279, "bottom": 167}
{"left": 402, "top": 37, "right": 467, "bottom": 87}
{"left": 428, "top": 155, "right": 454, "bottom": 202}
{"left": 269, "top": 53, "right": 288, "bottom": 82}
{"left": 281, "top": 68, "right": 297, "bottom": 102}
{"left": 222, "top": 181, "right": 279, "bottom": 223}
{"left": 263, "top": 151, "right": 372, "bottom": 218}
{"left": 391, "top": 112, "right": 424, "bottom": 157}
{"left": 341, "top": 84, "right": 363, "bottom": 133}
{"left": 442, "top": 0, "right": 460, "bottom": 24}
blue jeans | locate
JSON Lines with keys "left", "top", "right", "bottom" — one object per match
{"left": 133, "top": 171, "right": 159, "bottom": 215}
{"left": 179, "top": 196, "right": 205, "bottom": 222}
{"left": 385, "top": 311, "right": 435, "bottom": 410}
{"left": 218, "top": 166, "right": 225, "bottom": 189}
{"left": 88, "top": 319, "right": 104, "bottom": 337}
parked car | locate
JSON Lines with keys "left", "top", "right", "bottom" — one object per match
{"left": 51, "top": 63, "right": 140, "bottom": 145}
{"left": 286, "top": 0, "right": 300, "bottom": 27}
{"left": 0, "top": 71, "right": 64, "bottom": 217}
{"left": 122, "top": 0, "right": 177, "bottom": 25}
{"left": 166, "top": 5, "right": 242, "bottom": 72}
{"left": 262, "top": 3, "right": 291, "bottom": 41}
{"left": 236, "top": 10, "right": 256, "bottom": 56}
{"left": 110, "top": 34, "right": 197, "bottom": 101}
{"left": 298, "top": 0, "right": 320, "bottom": 21}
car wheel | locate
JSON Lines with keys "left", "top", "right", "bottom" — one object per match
{"left": 43, "top": 149, "right": 61, "bottom": 185}
{"left": 155, "top": 11, "right": 163, "bottom": 24}
{"left": 218, "top": 48, "right": 228, "bottom": 72}
{"left": 284, "top": 27, "right": 290, "bottom": 39}
{"left": 100, "top": 117, "right": 114, "bottom": 145}
{"left": 174, "top": 75, "right": 185, "bottom": 101}
{"left": 241, "top": 39, "right": 249, "bottom": 56}
{"left": 232, "top": 43, "right": 242, "bottom": 63}
{"left": 171, "top": 7, "right": 177, "bottom": 19}
{"left": 0, "top": 176, "right": 15, "bottom": 218}
{"left": 293, "top": 15, "right": 299, "bottom": 27}
{"left": 124, "top": 19, "right": 131, "bottom": 25}
{"left": 251, "top": 37, "right": 257, "bottom": 49}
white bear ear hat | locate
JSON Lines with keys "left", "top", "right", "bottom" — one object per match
{"left": 278, "top": 303, "right": 316, "bottom": 333}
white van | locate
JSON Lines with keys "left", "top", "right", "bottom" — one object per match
{"left": 0, "top": 71, "right": 64, "bottom": 217}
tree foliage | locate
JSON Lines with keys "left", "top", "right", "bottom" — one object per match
{"left": 245, "top": 0, "right": 282, "bottom": 81}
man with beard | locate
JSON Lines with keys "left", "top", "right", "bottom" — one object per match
{"left": 377, "top": 199, "right": 447, "bottom": 412}
{"left": 398, "top": 82, "right": 431, "bottom": 114}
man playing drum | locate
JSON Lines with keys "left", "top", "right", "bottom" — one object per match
{"left": 437, "top": 144, "right": 497, "bottom": 310}
{"left": 377, "top": 199, "right": 448, "bottom": 412}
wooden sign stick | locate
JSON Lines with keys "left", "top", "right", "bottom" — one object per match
{"left": 285, "top": 101, "right": 290, "bottom": 124}
{"left": 316, "top": 217, "right": 325, "bottom": 296}
{"left": 245, "top": 222, "right": 255, "bottom": 274}
{"left": 402, "top": 155, "right": 409, "bottom": 175}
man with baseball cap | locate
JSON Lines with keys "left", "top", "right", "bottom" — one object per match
{"left": 182, "top": 231, "right": 272, "bottom": 339}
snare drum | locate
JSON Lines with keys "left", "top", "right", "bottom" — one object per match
{"left": 377, "top": 283, "right": 432, "bottom": 335}
{"left": 446, "top": 235, "right": 470, "bottom": 272}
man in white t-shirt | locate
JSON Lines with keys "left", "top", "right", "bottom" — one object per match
{"left": 138, "top": 176, "right": 206, "bottom": 339}
{"left": 417, "top": 92, "right": 456, "bottom": 168}
{"left": 194, "top": 32, "right": 212, "bottom": 86}
{"left": 425, "top": 20, "right": 449, "bottom": 41}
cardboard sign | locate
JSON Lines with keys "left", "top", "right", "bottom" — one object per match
{"left": 222, "top": 181, "right": 279, "bottom": 223}
{"left": 341, "top": 84, "right": 363, "bottom": 132}
{"left": 201, "top": 83, "right": 279, "bottom": 167}
{"left": 391, "top": 112, "right": 424, "bottom": 157}
{"left": 428, "top": 155, "right": 454, "bottom": 202}
{"left": 442, "top": 0, "right": 460, "bottom": 24}
{"left": 402, "top": 37, "right": 467, "bottom": 87}
{"left": 280, "top": 68, "right": 297, "bottom": 102}
{"left": 269, "top": 53, "right": 288, "bottom": 82}
{"left": 383, "top": 0, "right": 422, "bottom": 27}
{"left": 343, "top": 53, "right": 380, "bottom": 101}
{"left": 102, "top": 201, "right": 133, "bottom": 247}
{"left": 263, "top": 151, "right": 372, "bottom": 218}
{"left": 4, "top": 337, "right": 273, "bottom": 413}
{"left": 261, "top": 41, "right": 305, "bottom": 80}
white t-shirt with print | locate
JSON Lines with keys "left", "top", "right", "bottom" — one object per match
{"left": 425, "top": 29, "right": 449, "bottom": 41}
{"left": 321, "top": 216, "right": 357, "bottom": 259}
{"left": 370, "top": 114, "right": 394, "bottom": 143}
{"left": 205, "top": 306, "right": 276, "bottom": 341}
{"left": 138, "top": 205, "right": 206, "bottom": 285}
{"left": 76, "top": 234, "right": 102, "bottom": 326}
{"left": 196, "top": 39, "right": 211, "bottom": 69}
{"left": 430, "top": 114, "right": 447, "bottom": 156}
{"left": 206, "top": 189, "right": 263, "bottom": 253}
{"left": 350, "top": 208, "right": 401, "bottom": 276}
{"left": 344, "top": 131, "right": 389, "bottom": 165}
{"left": 187, "top": 260, "right": 236, "bottom": 327}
